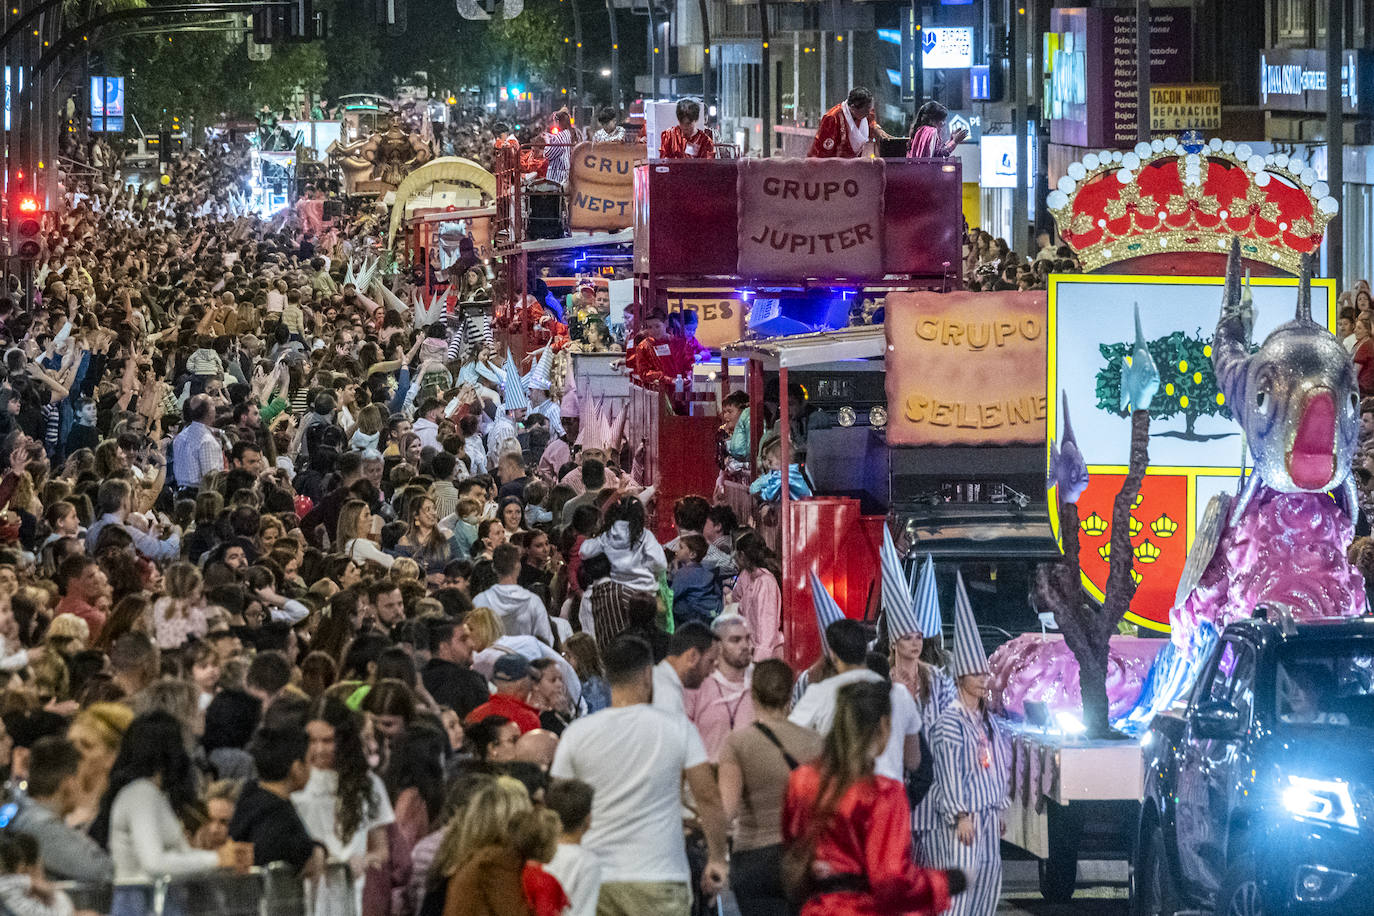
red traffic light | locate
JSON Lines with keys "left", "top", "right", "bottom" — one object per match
{"left": 16, "top": 197, "right": 38, "bottom": 214}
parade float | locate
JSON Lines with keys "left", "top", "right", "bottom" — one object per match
{"left": 966, "top": 137, "right": 1363, "bottom": 900}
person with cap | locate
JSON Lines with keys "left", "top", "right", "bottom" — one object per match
{"left": 790, "top": 573, "right": 923, "bottom": 785}
{"left": 930, "top": 571, "right": 1011, "bottom": 916}
{"left": 537, "top": 390, "right": 580, "bottom": 484}
{"left": 464, "top": 654, "right": 543, "bottom": 734}
{"left": 524, "top": 348, "right": 564, "bottom": 437}
{"left": 566, "top": 279, "right": 602, "bottom": 341}
{"left": 485, "top": 350, "right": 528, "bottom": 471}
{"left": 885, "top": 541, "right": 958, "bottom": 867}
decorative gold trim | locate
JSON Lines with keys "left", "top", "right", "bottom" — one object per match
{"left": 1049, "top": 143, "right": 1334, "bottom": 273}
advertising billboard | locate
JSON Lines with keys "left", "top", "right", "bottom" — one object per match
{"left": 91, "top": 76, "right": 125, "bottom": 132}
{"left": 1048, "top": 273, "right": 1336, "bottom": 631}
{"left": 921, "top": 27, "right": 974, "bottom": 69}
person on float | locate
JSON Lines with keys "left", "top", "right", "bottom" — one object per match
{"left": 524, "top": 347, "right": 564, "bottom": 437}
{"left": 808, "top": 87, "right": 891, "bottom": 159}
{"left": 658, "top": 99, "right": 716, "bottom": 160}
{"left": 493, "top": 122, "right": 519, "bottom": 152}
{"left": 907, "top": 101, "right": 969, "bottom": 159}
{"left": 886, "top": 544, "right": 957, "bottom": 867}
{"left": 623, "top": 309, "right": 696, "bottom": 394}
{"left": 930, "top": 570, "right": 1010, "bottom": 916}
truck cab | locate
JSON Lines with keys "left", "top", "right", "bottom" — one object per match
{"left": 1133, "top": 614, "right": 1374, "bottom": 915}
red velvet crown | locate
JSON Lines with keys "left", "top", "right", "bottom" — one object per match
{"left": 1048, "top": 139, "right": 1337, "bottom": 275}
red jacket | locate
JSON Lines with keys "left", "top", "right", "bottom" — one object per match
{"left": 808, "top": 102, "right": 877, "bottom": 158}
{"left": 466, "top": 692, "right": 543, "bottom": 733}
{"left": 784, "top": 764, "right": 952, "bottom": 916}
{"left": 625, "top": 335, "right": 696, "bottom": 392}
{"left": 659, "top": 125, "right": 715, "bottom": 159}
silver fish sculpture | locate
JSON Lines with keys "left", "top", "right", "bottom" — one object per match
{"left": 1212, "top": 237, "right": 1360, "bottom": 524}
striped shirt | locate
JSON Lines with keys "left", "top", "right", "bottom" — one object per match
{"left": 931, "top": 703, "right": 1011, "bottom": 824}
{"left": 171, "top": 421, "right": 224, "bottom": 489}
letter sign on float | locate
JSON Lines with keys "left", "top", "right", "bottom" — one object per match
{"left": 884, "top": 290, "right": 1049, "bottom": 446}
{"left": 568, "top": 141, "right": 644, "bottom": 231}
{"left": 736, "top": 158, "right": 885, "bottom": 280}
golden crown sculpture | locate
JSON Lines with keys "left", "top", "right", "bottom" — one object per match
{"left": 1048, "top": 138, "right": 1338, "bottom": 274}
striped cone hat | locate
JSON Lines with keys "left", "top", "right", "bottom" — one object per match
{"left": 913, "top": 554, "right": 943, "bottom": 642}
{"left": 501, "top": 350, "right": 529, "bottom": 412}
{"left": 881, "top": 526, "right": 922, "bottom": 639}
{"left": 808, "top": 569, "right": 846, "bottom": 651}
{"left": 950, "top": 568, "right": 988, "bottom": 677}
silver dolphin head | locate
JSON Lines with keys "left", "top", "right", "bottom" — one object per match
{"left": 1216, "top": 246, "right": 1359, "bottom": 496}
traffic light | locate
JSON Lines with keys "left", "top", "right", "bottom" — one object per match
{"left": 288, "top": 0, "right": 316, "bottom": 39}
{"left": 252, "top": 4, "right": 289, "bottom": 42}
{"left": 11, "top": 195, "right": 42, "bottom": 262}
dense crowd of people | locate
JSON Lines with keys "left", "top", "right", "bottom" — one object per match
{"left": 962, "top": 228, "right": 1082, "bottom": 292}
{"left": 0, "top": 130, "right": 1001, "bottom": 916}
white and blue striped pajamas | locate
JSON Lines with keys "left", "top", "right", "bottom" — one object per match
{"left": 930, "top": 705, "right": 1011, "bottom": 916}
{"left": 906, "top": 668, "right": 958, "bottom": 867}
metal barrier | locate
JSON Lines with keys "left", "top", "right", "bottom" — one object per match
{"left": 57, "top": 862, "right": 354, "bottom": 916}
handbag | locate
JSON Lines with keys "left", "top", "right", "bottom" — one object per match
{"left": 756, "top": 722, "right": 825, "bottom": 906}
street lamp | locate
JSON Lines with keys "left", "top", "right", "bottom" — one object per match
{"left": 599, "top": 67, "right": 611, "bottom": 77}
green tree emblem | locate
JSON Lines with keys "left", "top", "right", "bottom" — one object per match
{"left": 1096, "top": 329, "right": 1236, "bottom": 441}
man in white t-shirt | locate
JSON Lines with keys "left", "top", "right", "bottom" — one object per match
{"left": 790, "top": 618, "right": 922, "bottom": 782}
{"left": 651, "top": 622, "right": 719, "bottom": 719}
{"left": 551, "top": 635, "right": 729, "bottom": 916}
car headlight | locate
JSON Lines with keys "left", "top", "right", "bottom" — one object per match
{"left": 1282, "top": 775, "right": 1360, "bottom": 829}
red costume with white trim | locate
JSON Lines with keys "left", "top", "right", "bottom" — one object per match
{"left": 625, "top": 333, "right": 696, "bottom": 391}
{"left": 659, "top": 125, "right": 716, "bottom": 160}
{"left": 808, "top": 102, "right": 878, "bottom": 159}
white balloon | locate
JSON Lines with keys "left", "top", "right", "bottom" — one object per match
{"left": 1300, "top": 168, "right": 1318, "bottom": 185}
{"left": 1318, "top": 196, "right": 1339, "bottom": 215}
{"left": 1163, "top": 137, "right": 1178, "bottom": 150}
{"left": 1151, "top": 139, "right": 1165, "bottom": 152}
{"left": 1214, "top": 139, "right": 1227, "bottom": 151}
{"left": 1117, "top": 169, "right": 1133, "bottom": 184}
{"left": 1274, "top": 153, "right": 1289, "bottom": 168}
{"left": 1058, "top": 176, "right": 1077, "bottom": 194}
{"left": 1248, "top": 156, "right": 1266, "bottom": 172}
{"left": 1068, "top": 162, "right": 1086, "bottom": 181}
{"left": 1084, "top": 153, "right": 1100, "bottom": 170}
{"left": 1047, "top": 190, "right": 1068, "bottom": 209}
{"left": 1255, "top": 172, "right": 1272, "bottom": 187}
{"left": 1135, "top": 141, "right": 1153, "bottom": 158}
{"left": 1313, "top": 181, "right": 1330, "bottom": 198}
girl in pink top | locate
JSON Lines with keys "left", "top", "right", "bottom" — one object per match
{"left": 732, "top": 535, "right": 783, "bottom": 661}
{"left": 907, "top": 100, "right": 968, "bottom": 159}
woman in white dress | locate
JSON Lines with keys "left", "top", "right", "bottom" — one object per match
{"left": 292, "top": 696, "right": 396, "bottom": 916}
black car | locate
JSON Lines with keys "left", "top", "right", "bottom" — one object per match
{"left": 1132, "top": 613, "right": 1374, "bottom": 916}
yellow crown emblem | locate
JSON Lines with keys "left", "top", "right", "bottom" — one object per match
{"left": 1082, "top": 512, "right": 1108, "bottom": 537}
{"left": 1098, "top": 543, "right": 1111, "bottom": 561}
{"left": 1134, "top": 539, "right": 1161, "bottom": 564}
{"left": 1128, "top": 516, "right": 1143, "bottom": 537}
{"left": 1130, "top": 568, "right": 1142, "bottom": 585}
{"left": 1132, "top": 493, "right": 1143, "bottom": 509}
{"left": 1150, "top": 514, "right": 1179, "bottom": 538}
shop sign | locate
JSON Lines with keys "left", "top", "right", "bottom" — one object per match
{"left": 884, "top": 290, "right": 1048, "bottom": 447}
{"left": 1258, "top": 48, "right": 1372, "bottom": 115}
{"left": 1149, "top": 84, "right": 1221, "bottom": 131}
